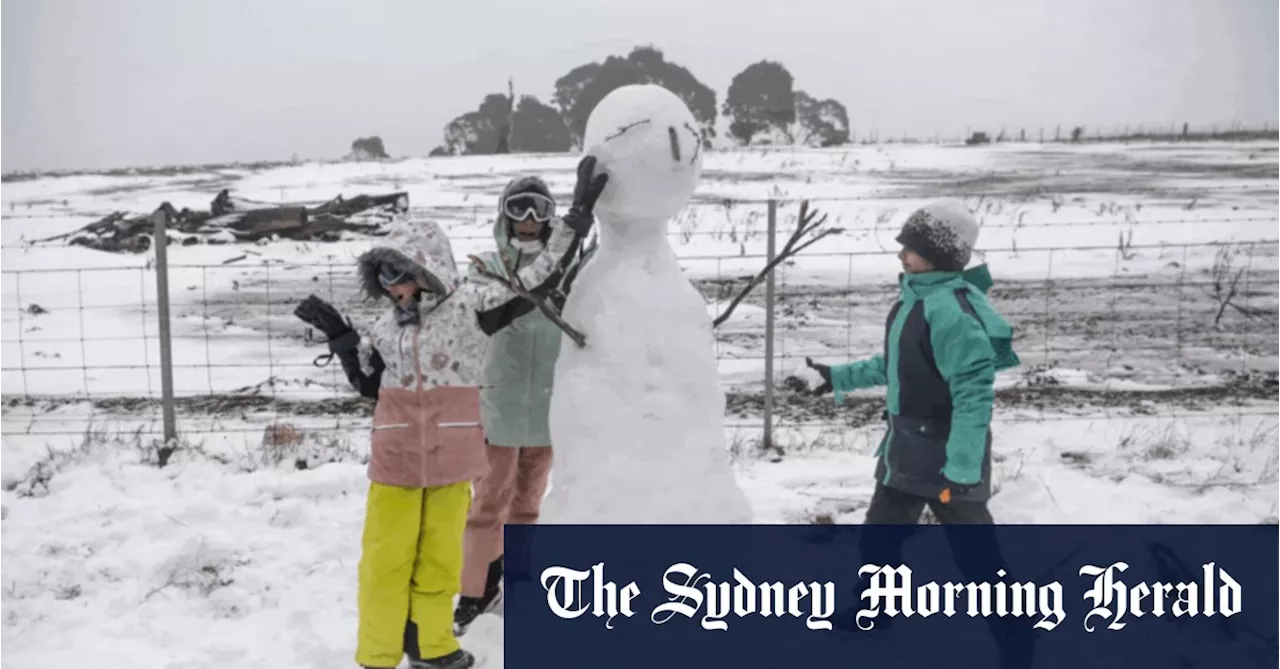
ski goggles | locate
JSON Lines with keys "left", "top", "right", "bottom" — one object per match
{"left": 378, "top": 264, "right": 414, "bottom": 289}
{"left": 502, "top": 192, "right": 556, "bottom": 223}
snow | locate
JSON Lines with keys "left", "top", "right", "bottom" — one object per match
{"left": 1, "top": 403, "right": 1274, "bottom": 667}
{"left": 2, "top": 137, "right": 1277, "bottom": 667}
{"left": 543, "top": 84, "right": 753, "bottom": 524}
{"left": 0, "top": 421, "right": 508, "bottom": 669}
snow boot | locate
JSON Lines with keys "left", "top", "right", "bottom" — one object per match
{"left": 453, "top": 557, "right": 503, "bottom": 636}
{"left": 408, "top": 649, "right": 475, "bottom": 669}
{"left": 452, "top": 592, "right": 502, "bottom": 637}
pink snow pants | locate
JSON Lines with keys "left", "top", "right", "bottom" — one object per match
{"left": 459, "top": 444, "right": 554, "bottom": 597}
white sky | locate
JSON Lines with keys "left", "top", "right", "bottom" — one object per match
{"left": 2, "top": 0, "right": 1276, "bottom": 171}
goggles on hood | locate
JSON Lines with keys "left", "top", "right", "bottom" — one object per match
{"left": 378, "top": 264, "right": 414, "bottom": 290}
{"left": 502, "top": 192, "right": 556, "bottom": 223}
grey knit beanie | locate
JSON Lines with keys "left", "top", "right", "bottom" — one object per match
{"left": 894, "top": 199, "right": 980, "bottom": 271}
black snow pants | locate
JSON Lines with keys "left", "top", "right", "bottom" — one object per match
{"left": 856, "top": 483, "right": 1037, "bottom": 669}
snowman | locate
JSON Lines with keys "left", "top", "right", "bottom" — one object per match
{"left": 540, "top": 84, "right": 754, "bottom": 524}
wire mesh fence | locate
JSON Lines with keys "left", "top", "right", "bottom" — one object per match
{"left": 3, "top": 197, "right": 1277, "bottom": 451}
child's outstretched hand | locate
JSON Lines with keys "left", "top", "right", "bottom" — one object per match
{"left": 805, "top": 356, "right": 833, "bottom": 396}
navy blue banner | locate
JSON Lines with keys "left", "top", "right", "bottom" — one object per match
{"left": 504, "top": 525, "right": 1277, "bottom": 669}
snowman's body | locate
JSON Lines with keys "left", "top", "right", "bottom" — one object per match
{"left": 541, "top": 84, "right": 753, "bottom": 524}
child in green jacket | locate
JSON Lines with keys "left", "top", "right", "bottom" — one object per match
{"left": 808, "top": 198, "right": 1019, "bottom": 522}
{"left": 809, "top": 200, "right": 1035, "bottom": 667}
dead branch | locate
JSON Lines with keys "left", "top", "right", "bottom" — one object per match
{"left": 1208, "top": 247, "right": 1251, "bottom": 328}
{"left": 1117, "top": 229, "right": 1135, "bottom": 261}
{"left": 469, "top": 250, "right": 588, "bottom": 348}
{"left": 711, "top": 200, "right": 842, "bottom": 328}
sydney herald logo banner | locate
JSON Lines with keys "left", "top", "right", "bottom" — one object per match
{"left": 502, "top": 525, "right": 1278, "bottom": 669}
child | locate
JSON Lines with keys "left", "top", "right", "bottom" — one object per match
{"left": 294, "top": 157, "right": 606, "bottom": 669}
{"left": 806, "top": 199, "right": 1034, "bottom": 667}
{"left": 806, "top": 198, "right": 1019, "bottom": 523}
{"left": 453, "top": 175, "right": 593, "bottom": 636}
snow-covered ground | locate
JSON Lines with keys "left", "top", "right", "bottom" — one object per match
{"left": 3, "top": 141, "right": 1277, "bottom": 668}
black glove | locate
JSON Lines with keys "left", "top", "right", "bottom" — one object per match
{"left": 561, "top": 155, "right": 609, "bottom": 236}
{"left": 805, "top": 356, "right": 833, "bottom": 396}
{"left": 294, "top": 294, "right": 357, "bottom": 353}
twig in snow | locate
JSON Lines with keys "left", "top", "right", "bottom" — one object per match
{"left": 1117, "top": 229, "right": 1135, "bottom": 261}
{"left": 469, "top": 249, "right": 587, "bottom": 348}
{"left": 143, "top": 572, "right": 180, "bottom": 602}
{"left": 166, "top": 514, "right": 207, "bottom": 538}
{"left": 1037, "top": 473, "right": 1059, "bottom": 508}
{"left": 711, "top": 200, "right": 841, "bottom": 328}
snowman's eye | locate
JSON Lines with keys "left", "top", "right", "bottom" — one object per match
{"left": 604, "top": 119, "right": 652, "bottom": 142}
{"left": 683, "top": 122, "right": 701, "bottom": 165}
{"left": 667, "top": 126, "right": 681, "bottom": 162}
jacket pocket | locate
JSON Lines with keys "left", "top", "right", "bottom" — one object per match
{"left": 368, "top": 389, "right": 424, "bottom": 488}
{"left": 420, "top": 387, "right": 488, "bottom": 487}
{"left": 884, "top": 414, "right": 950, "bottom": 497}
{"left": 434, "top": 399, "right": 484, "bottom": 451}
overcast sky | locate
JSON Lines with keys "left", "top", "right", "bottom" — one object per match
{"left": 3, "top": 0, "right": 1276, "bottom": 171}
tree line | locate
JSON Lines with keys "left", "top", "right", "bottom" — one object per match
{"left": 427, "top": 46, "right": 850, "bottom": 157}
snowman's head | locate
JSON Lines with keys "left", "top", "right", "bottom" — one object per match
{"left": 582, "top": 84, "right": 703, "bottom": 224}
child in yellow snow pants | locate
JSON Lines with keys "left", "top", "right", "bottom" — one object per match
{"left": 292, "top": 163, "right": 603, "bottom": 669}
{"left": 357, "top": 481, "right": 472, "bottom": 667}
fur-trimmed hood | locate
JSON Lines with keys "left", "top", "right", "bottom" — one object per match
{"left": 496, "top": 175, "right": 554, "bottom": 246}
{"left": 357, "top": 219, "right": 460, "bottom": 302}
{"left": 497, "top": 175, "right": 553, "bottom": 224}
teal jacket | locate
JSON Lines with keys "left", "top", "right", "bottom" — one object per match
{"left": 829, "top": 264, "right": 1018, "bottom": 501}
{"left": 469, "top": 217, "right": 565, "bottom": 447}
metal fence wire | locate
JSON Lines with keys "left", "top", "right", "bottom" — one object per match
{"left": 2, "top": 198, "right": 1277, "bottom": 452}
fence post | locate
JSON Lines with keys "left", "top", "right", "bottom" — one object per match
{"left": 152, "top": 208, "right": 177, "bottom": 444}
{"left": 763, "top": 199, "right": 777, "bottom": 453}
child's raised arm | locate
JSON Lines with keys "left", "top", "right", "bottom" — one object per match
{"left": 468, "top": 216, "right": 582, "bottom": 317}
{"left": 294, "top": 294, "right": 385, "bottom": 399}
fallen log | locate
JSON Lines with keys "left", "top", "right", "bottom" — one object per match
{"left": 220, "top": 207, "right": 309, "bottom": 241}
{"left": 27, "top": 189, "right": 408, "bottom": 254}
{"left": 293, "top": 215, "right": 390, "bottom": 240}
{"left": 310, "top": 192, "right": 410, "bottom": 217}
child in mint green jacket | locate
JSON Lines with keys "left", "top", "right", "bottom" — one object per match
{"left": 812, "top": 200, "right": 1035, "bottom": 667}
{"left": 808, "top": 198, "right": 1020, "bottom": 523}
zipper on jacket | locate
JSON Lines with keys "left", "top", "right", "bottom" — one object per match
{"left": 373, "top": 422, "right": 410, "bottom": 431}
{"left": 881, "top": 421, "right": 895, "bottom": 485}
{"left": 412, "top": 326, "right": 430, "bottom": 475}
{"left": 526, "top": 319, "right": 537, "bottom": 438}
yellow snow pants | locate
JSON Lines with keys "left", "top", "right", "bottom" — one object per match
{"left": 355, "top": 480, "right": 472, "bottom": 668}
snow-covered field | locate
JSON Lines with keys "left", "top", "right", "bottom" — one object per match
{"left": 3, "top": 141, "right": 1278, "bottom": 668}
